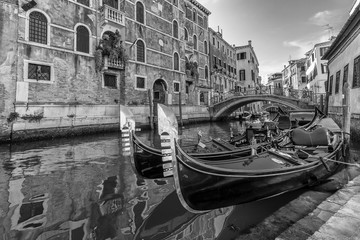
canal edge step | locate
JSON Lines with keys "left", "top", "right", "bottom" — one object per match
{"left": 275, "top": 175, "right": 360, "bottom": 240}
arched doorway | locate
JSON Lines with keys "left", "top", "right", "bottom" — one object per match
{"left": 153, "top": 79, "right": 167, "bottom": 115}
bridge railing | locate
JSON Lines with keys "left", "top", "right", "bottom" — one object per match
{"left": 210, "top": 86, "right": 326, "bottom": 107}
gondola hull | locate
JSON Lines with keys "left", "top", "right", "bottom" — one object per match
{"left": 174, "top": 143, "right": 345, "bottom": 212}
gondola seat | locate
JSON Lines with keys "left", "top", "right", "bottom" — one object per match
{"left": 277, "top": 115, "right": 291, "bottom": 130}
{"left": 290, "top": 127, "right": 329, "bottom": 147}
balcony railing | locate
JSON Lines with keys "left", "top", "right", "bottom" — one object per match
{"left": 100, "top": 5, "right": 125, "bottom": 27}
{"left": 104, "top": 56, "right": 125, "bottom": 70}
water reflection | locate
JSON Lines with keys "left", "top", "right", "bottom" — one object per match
{"left": 0, "top": 121, "right": 359, "bottom": 240}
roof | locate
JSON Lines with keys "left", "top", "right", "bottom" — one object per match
{"left": 188, "top": 0, "right": 211, "bottom": 15}
{"left": 322, "top": 6, "right": 360, "bottom": 60}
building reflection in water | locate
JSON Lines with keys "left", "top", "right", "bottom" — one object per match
{"left": 0, "top": 134, "right": 236, "bottom": 240}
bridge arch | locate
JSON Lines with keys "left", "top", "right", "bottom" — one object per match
{"left": 210, "top": 94, "right": 308, "bottom": 120}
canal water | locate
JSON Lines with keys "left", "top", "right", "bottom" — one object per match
{"left": 0, "top": 120, "right": 359, "bottom": 240}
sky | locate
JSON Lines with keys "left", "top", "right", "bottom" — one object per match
{"left": 197, "top": 0, "right": 354, "bottom": 83}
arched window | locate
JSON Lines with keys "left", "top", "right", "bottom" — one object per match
{"left": 184, "top": 28, "right": 188, "bottom": 41}
{"left": 136, "top": 1, "right": 145, "bottom": 24}
{"left": 136, "top": 40, "right": 145, "bottom": 62}
{"left": 174, "top": 52, "right": 179, "bottom": 71}
{"left": 29, "top": 11, "right": 48, "bottom": 44}
{"left": 173, "top": 20, "right": 178, "bottom": 39}
{"left": 204, "top": 41, "right": 208, "bottom": 54}
{"left": 76, "top": 25, "right": 90, "bottom": 53}
{"left": 193, "top": 35, "right": 197, "bottom": 50}
{"left": 205, "top": 65, "right": 208, "bottom": 80}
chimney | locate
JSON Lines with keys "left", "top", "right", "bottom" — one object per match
{"left": 248, "top": 40, "right": 252, "bottom": 46}
{"left": 221, "top": 29, "right": 223, "bottom": 36}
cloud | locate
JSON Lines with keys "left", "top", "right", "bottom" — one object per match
{"left": 309, "top": 10, "right": 335, "bottom": 26}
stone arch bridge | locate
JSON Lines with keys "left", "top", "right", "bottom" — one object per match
{"left": 209, "top": 94, "right": 314, "bottom": 120}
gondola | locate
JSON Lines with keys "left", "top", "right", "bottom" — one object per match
{"left": 131, "top": 107, "right": 324, "bottom": 179}
{"left": 132, "top": 132, "right": 271, "bottom": 179}
{"left": 156, "top": 104, "right": 347, "bottom": 213}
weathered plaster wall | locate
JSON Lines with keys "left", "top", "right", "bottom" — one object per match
{"left": 0, "top": 1, "right": 18, "bottom": 142}
{"left": 328, "top": 33, "right": 360, "bottom": 114}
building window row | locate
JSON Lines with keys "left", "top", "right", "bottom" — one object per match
{"left": 27, "top": 10, "right": 91, "bottom": 54}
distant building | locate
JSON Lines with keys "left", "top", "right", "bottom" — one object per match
{"left": 208, "top": 27, "right": 237, "bottom": 103}
{"left": 235, "top": 41, "right": 262, "bottom": 112}
{"left": 235, "top": 41, "right": 260, "bottom": 91}
{"left": 282, "top": 59, "right": 307, "bottom": 90}
{"left": 305, "top": 40, "right": 333, "bottom": 94}
{"left": 323, "top": 1, "right": 360, "bottom": 114}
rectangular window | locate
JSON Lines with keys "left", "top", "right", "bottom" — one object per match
{"left": 240, "top": 70, "right": 245, "bottom": 81}
{"left": 251, "top": 70, "right": 255, "bottom": 81}
{"left": 197, "top": 15, "right": 203, "bottom": 27}
{"left": 103, "top": 0, "right": 118, "bottom": 9}
{"left": 329, "top": 75, "right": 333, "bottom": 95}
{"left": 301, "top": 66, "right": 305, "bottom": 71}
{"left": 311, "top": 53, "right": 315, "bottom": 62}
{"left": 173, "top": 82, "right": 180, "bottom": 93}
{"left": 212, "top": 37, "right": 215, "bottom": 45}
{"left": 185, "top": 6, "right": 192, "bottom": 19}
{"left": 301, "top": 76, "right": 306, "bottom": 83}
{"left": 321, "top": 63, "right": 327, "bottom": 74}
{"left": 343, "top": 64, "right": 348, "bottom": 87}
{"left": 28, "top": 63, "right": 51, "bottom": 81}
{"left": 192, "top": 10, "right": 197, "bottom": 22}
{"left": 104, "top": 73, "right": 117, "bottom": 89}
{"left": 77, "top": 0, "right": 90, "bottom": 6}
{"left": 320, "top": 47, "right": 328, "bottom": 57}
{"left": 353, "top": 55, "right": 360, "bottom": 88}
{"left": 136, "top": 76, "right": 145, "bottom": 89}
{"left": 173, "top": 0, "right": 178, "bottom": 7}
{"left": 213, "top": 56, "right": 217, "bottom": 66}
{"left": 240, "top": 52, "right": 246, "bottom": 59}
{"left": 335, "top": 70, "right": 340, "bottom": 93}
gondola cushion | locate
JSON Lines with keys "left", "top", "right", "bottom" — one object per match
{"left": 291, "top": 127, "right": 329, "bottom": 146}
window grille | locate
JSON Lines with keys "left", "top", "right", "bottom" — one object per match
{"left": 28, "top": 63, "right": 51, "bottom": 81}
{"left": 136, "top": 2, "right": 144, "bottom": 24}
{"left": 104, "top": 74, "right": 117, "bottom": 89}
{"left": 136, "top": 40, "right": 145, "bottom": 62}
{"left": 29, "top": 11, "right": 47, "bottom": 44}
{"left": 136, "top": 77, "right": 145, "bottom": 89}
{"left": 76, "top": 26, "right": 90, "bottom": 53}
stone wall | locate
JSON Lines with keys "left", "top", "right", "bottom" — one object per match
{"left": 0, "top": 1, "right": 18, "bottom": 142}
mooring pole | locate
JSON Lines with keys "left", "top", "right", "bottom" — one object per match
{"left": 148, "top": 89, "right": 154, "bottom": 130}
{"left": 343, "top": 82, "right": 351, "bottom": 142}
{"left": 320, "top": 94, "right": 324, "bottom": 112}
{"left": 179, "top": 91, "right": 184, "bottom": 128}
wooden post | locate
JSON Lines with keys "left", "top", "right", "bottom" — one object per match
{"left": 320, "top": 94, "right": 324, "bottom": 112}
{"left": 179, "top": 91, "right": 183, "bottom": 128}
{"left": 148, "top": 89, "right": 154, "bottom": 130}
{"left": 343, "top": 82, "right": 351, "bottom": 141}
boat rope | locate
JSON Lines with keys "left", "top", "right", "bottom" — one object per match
{"left": 298, "top": 149, "right": 360, "bottom": 168}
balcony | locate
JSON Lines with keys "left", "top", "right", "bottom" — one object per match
{"left": 103, "top": 56, "right": 125, "bottom": 70}
{"left": 100, "top": 5, "right": 125, "bottom": 27}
